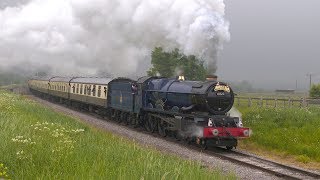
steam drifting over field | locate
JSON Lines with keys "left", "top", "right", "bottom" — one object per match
{"left": 0, "top": 0, "right": 229, "bottom": 76}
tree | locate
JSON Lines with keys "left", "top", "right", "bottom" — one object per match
{"left": 0, "top": 71, "right": 29, "bottom": 86}
{"left": 229, "top": 80, "right": 255, "bottom": 93}
{"left": 309, "top": 84, "right": 320, "bottom": 98}
{"left": 147, "top": 47, "right": 208, "bottom": 80}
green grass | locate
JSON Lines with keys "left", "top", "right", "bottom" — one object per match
{"left": 0, "top": 90, "right": 235, "bottom": 179}
{"left": 237, "top": 104, "right": 320, "bottom": 163}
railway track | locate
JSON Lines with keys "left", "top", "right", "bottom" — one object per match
{"left": 30, "top": 94, "right": 320, "bottom": 180}
{"left": 204, "top": 148, "right": 320, "bottom": 180}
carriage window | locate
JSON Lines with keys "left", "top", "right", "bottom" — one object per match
{"left": 104, "top": 87, "right": 107, "bottom": 96}
{"left": 84, "top": 85, "right": 87, "bottom": 95}
{"left": 92, "top": 85, "right": 96, "bottom": 96}
{"left": 88, "top": 85, "right": 91, "bottom": 95}
{"left": 80, "top": 84, "right": 83, "bottom": 94}
{"left": 98, "top": 86, "right": 101, "bottom": 97}
{"left": 72, "top": 84, "right": 75, "bottom": 93}
{"left": 76, "top": 84, "right": 79, "bottom": 94}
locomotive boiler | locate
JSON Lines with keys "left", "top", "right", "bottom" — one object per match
{"left": 140, "top": 76, "right": 249, "bottom": 149}
{"left": 145, "top": 76, "right": 234, "bottom": 115}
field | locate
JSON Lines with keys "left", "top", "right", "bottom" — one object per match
{"left": 0, "top": 90, "right": 235, "bottom": 179}
{"left": 236, "top": 93, "right": 320, "bottom": 166}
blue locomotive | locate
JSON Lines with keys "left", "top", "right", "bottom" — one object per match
{"left": 29, "top": 75, "right": 250, "bottom": 149}
{"left": 107, "top": 76, "right": 250, "bottom": 149}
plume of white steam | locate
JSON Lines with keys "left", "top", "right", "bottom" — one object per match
{"left": 227, "top": 107, "right": 243, "bottom": 127}
{"left": 0, "top": 0, "right": 229, "bottom": 77}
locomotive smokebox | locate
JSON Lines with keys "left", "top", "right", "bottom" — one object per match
{"left": 206, "top": 74, "right": 218, "bottom": 81}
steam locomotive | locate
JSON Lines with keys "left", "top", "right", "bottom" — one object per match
{"left": 28, "top": 75, "right": 250, "bottom": 149}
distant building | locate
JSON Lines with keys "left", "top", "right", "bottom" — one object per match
{"left": 275, "top": 89, "right": 295, "bottom": 93}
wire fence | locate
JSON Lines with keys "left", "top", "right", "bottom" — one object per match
{"left": 234, "top": 96, "right": 320, "bottom": 108}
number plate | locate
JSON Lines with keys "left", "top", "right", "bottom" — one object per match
{"left": 216, "top": 92, "right": 225, "bottom": 96}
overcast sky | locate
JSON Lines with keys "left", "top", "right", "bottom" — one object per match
{"left": 218, "top": 0, "right": 320, "bottom": 90}
{"left": 1, "top": 0, "right": 319, "bottom": 90}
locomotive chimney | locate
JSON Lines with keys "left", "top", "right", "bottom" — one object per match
{"left": 206, "top": 74, "right": 218, "bottom": 81}
{"left": 177, "top": 75, "right": 185, "bottom": 81}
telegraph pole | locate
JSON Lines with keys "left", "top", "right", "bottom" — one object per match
{"left": 309, "top": 74, "right": 312, "bottom": 90}
{"left": 307, "top": 73, "right": 313, "bottom": 90}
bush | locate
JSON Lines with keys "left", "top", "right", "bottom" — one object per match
{"left": 310, "top": 84, "right": 320, "bottom": 98}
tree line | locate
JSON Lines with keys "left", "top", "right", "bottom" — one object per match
{"left": 147, "top": 47, "right": 208, "bottom": 81}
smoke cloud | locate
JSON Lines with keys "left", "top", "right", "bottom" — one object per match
{"left": 0, "top": 0, "right": 229, "bottom": 77}
{"left": 227, "top": 107, "right": 243, "bottom": 127}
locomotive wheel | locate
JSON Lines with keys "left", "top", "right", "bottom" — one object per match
{"left": 128, "top": 114, "right": 138, "bottom": 128}
{"left": 158, "top": 120, "right": 167, "bottom": 137}
{"left": 126, "top": 113, "right": 133, "bottom": 126}
{"left": 201, "top": 139, "right": 208, "bottom": 150}
{"left": 114, "top": 110, "right": 121, "bottom": 123}
{"left": 125, "top": 113, "right": 131, "bottom": 125}
{"left": 226, "top": 146, "right": 233, "bottom": 150}
{"left": 144, "top": 114, "right": 157, "bottom": 133}
{"left": 121, "top": 112, "right": 128, "bottom": 125}
{"left": 106, "top": 109, "right": 112, "bottom": 120}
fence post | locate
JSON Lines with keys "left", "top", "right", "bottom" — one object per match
{"left": 237, "top": 97, "right": 240, "bottom": 106}
{"left": 266, "top": 99, "right": 268, "bottom": 107}
{"left": 260, "top": 97, "right": 263, "bottom": 108}
{"left": 305, "top": 98, "right": 308, "bottom": 107}
{"left": 274, "top": 98, "right": 277, "bottom": 108}
{"left": 301, "top": 97, "right": 307, "bottom": 108}
{"left": 248, "top": 97, "right": 252, "bottom": 107}
{"left": 288, "top": 98, "right": 291, "bottom": 108}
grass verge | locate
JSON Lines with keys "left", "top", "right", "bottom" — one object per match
{"left": 0, "top": 90, "right": 235, "bottom": 179}
{"left": 237, "top": 105, "right": 320, "bottom": 167}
